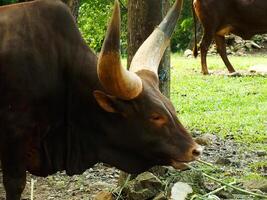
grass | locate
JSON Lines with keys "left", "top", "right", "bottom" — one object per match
{"left": 170, "top": 54, "right": 267, "bottom": 148}
{"left": 119, "top": 54, "right": 267, "bottom": 199}
{"left": 169, "top": 54, "right": 267, "bottom": 198}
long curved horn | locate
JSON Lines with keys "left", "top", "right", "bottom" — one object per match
{"left": 130, "top": 0, "right": 183, "bottom": 75}
{"left": 97, "top": 0, "right": 142, "bottom": 100}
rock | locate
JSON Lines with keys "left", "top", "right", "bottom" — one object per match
{"left": 150, "top": 166, "right": 169, "bottom": 177}
{"left": 249, "top": 64, "right": 267, "bottom": 75}
{"left": 243, "top": 179, "right": 267, "bottom": 193}
{"left": 123, "top": 172, "right": 163, "bottom": 200}
{"left": 206, "top": 195, "right": 221, "bottom": 200}
{"left": 170, "top": 182, "right": 193, "bottom": 200}
{"left": 153, "top": 192, "right": 167, "bottom": 200}
{"left": 215, "top": 157, "right": 231, "bottom": 165}
{"left": 226, "top": 49, "right": 232, "bottom": 54}
{"left": 195, "top": 133, "right": 217, "bottom": 146}
{"left": 235, "top": 36, "right": 243, "bottom": 44}
{"left": 251, "top": 41, "right": 261, "bottom": 49}
{"left": 245, "top": 42, "right": 253, "bottom": 50}
{"left": 228, "top": 71, "right": 242, "bottom": 77}
{"left": 94, "top": 191, "right": 114, "bottom": 200}
{"left": 217, "top": 190, "right": 234, "bottom": 199}
{"left": 256, "top": 150, "right": 267, "bottom": 157}
{"left": 184, "top": 49, "right": 193, "bottom": 57}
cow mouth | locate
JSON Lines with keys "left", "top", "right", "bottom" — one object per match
{"left": 170, "top": 159, "right": 194, "bottom": 170}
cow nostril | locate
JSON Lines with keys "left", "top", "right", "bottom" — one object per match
{"left": 192, "top": 146, "right": 203, "bottom": 157}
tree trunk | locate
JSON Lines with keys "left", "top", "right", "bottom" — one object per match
{"left": 60, "top": 0, "right": 81, "bottom": 20}
{"left": 159, "top": 0, "right": 171, "bottom": 97}
{"left": 119, "top": 0, "right": 171, "bottom": 187}
{"left": 187, "top": 22, "right": 202, "bottom": 50}
{"left": 127, "top": 0, "right": 170, "bottom": 97}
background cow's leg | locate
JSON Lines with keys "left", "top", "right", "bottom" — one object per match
{"left": 215, "top": 35, "right": 236, "bottom": 73}
{"left": 200, "top": 32, "right": 213, "bottom": 75}
{"left": 2, "top": 138, "right": 26, "bottom": 200}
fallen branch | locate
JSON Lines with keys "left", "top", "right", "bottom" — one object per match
{"left": 197, "top": 159, "right": 215, "bottom": 167}
{"left": 186, "top": 164, "right": 267, "bottom": 199}
{"left": 202, "top": 181, "right": 236, "bottom": 197}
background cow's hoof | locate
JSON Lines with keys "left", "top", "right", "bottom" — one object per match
{"left": 228, "top": 71, "right": 241, "bottom": 77}
{"left": 202, "top": 71, "right": 210, "bottom": 75}
{"left": 249, "top": 64, "right": 267, "bottom": 75}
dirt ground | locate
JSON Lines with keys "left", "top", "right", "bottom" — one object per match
{"left": 0, "top": 133, "right": 266, "bottom": 200}
{"left": 0, "top": 164, "right": 120, "bottom": 200}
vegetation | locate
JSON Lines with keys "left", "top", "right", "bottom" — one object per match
{"left": 170, "top": 54, "right": 267, "bottom": 198}
{"left": 115, "top": 55, "right": 267, "bottom": 199}
{"left": 78, "top": 0, "right": 127, "bottom": 52}
{"left": 78, "top": 0, "right": 193, "bottom": 53}
{"left": 171, "top": 54, "right": 267, "bottom": 147}
{"left": 1, "top": 0, "right": 195, "bottom": 52}
{"left": 0, "top": 0, "right": 17, "bottom": 5}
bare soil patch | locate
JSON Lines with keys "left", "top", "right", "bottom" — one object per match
{"left": 0, "top": 134, "right": 266, "bottom": 199}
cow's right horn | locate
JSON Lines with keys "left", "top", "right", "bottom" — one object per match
{"left": 130, "top": 0, "right": 183, "bottom": 76}
{"left": 97, "top": 0, "right": 143, "bottom": 100}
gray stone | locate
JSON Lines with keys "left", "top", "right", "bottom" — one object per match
{"left": 94, "top": 191, "right": 114, "bottom": 200}
{"left": 228, "top": 71, "right": 242, "bottom": 77}
{"left": 184, "top": 49, "right": 193, "bottom": 57}
{"left": 153, "top": 192, "right": 167, "bottom": 200}
{"left": 243, "top": 179, "right": 267, "bottom": 193}
{"left": 256, "top": 150, "right": 267, "bottom": 157}
{"left": 149, "top": 166, "right": 169, "bottom": 177}
{"left": 215, "top": 157, "right": 231, "bottom": 165}
{"left": 206, "top": 195, "right": 221, "bottom": 200}
{"left": 217, "top": 190, "right": 234, "bottom": 199}
{"left": 249, "top": 64, "right": 267, "bottom": 75}
{"left": 123, "top": 172, "right": 163, "bottom": 200}
{"left": 195, "top": 133, "right": 217, "bottom": 146}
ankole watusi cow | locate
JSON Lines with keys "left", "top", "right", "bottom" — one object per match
{"left": 192, "top": 0, "right": 267, "bottom": 75}
{"left": 0, "top": 0, "right": 202, "bottom": 199}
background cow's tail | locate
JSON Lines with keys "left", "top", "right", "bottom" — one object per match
{"left": 192, "top": 0, "right": 198, "bottom": 58}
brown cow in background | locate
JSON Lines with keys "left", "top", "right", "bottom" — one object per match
{"left": 192, "top": 0, "right": 267, "bottom": 74}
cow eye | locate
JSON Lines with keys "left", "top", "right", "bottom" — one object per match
{"left": 150, "top": 113, "right": 166, "bottom": 126}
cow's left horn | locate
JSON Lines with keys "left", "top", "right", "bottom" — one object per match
{"left": 97, "top": 0, "right": 142, "bottom": 100}
{"left": 130, "top": 0, "right": 183, "bottom": 75}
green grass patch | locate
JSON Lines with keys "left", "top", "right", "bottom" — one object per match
{"left": 170, "top": 54, "right": 267, "bottom": 147}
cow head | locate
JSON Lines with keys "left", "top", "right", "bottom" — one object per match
{"left": 94, "top": 0, "right": 202, "bottom": 173}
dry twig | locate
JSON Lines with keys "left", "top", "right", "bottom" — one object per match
{"left": 186, "top": 161, "right": 267, "bottom": 199}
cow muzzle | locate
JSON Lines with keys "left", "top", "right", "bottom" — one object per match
{"left": 171, "top": 144, "right": 203, "bottom": 170}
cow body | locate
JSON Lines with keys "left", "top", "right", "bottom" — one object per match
{"left": 0, "top": 0, "right": 100, "bottom": 175}
{"left": 193, "top": 0, "right": 267, "bottom": 74}
{"left": 0, "top": 0, "right": 201, "bottom": 199}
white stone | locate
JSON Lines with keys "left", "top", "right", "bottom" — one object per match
{"left": 170, "top": 182, "right": 193, "bottom": 200}
{"left": 184, "top": 49, "right": 193, "bottom": 57}
{"left": 249, "top": 64, "right": 267, "bottom": 74}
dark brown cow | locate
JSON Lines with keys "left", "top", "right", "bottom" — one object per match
{"left": 192, "top": 0, "right": 267, "bottom": 74}
{"left": 0, "top": 0, "right": 202, "bottom": 199}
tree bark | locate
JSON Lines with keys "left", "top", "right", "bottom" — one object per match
{"left": 59, "top": 0, "right": 81, "bottom": 20}
{"left": 118, "top": 0, "right": 171, "bottom": 187}
{"left": 187, "top": 21, "right": 202, "bottom": 50}
{"left": 159, "top": 0, "right": 171, "bottom": 97}
{"left": 127, "top": 0, "right": 170, "bottom": 97}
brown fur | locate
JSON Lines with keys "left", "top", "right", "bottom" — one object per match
{"left": 192, "top": 0, "right": 267, "bottom": 74}
{"left": 0, "top": 0, "right": 199, "bottom": 199}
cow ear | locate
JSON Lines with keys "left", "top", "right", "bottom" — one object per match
{"left": 93, "top": 90, "right": 118, "bottom": 113}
